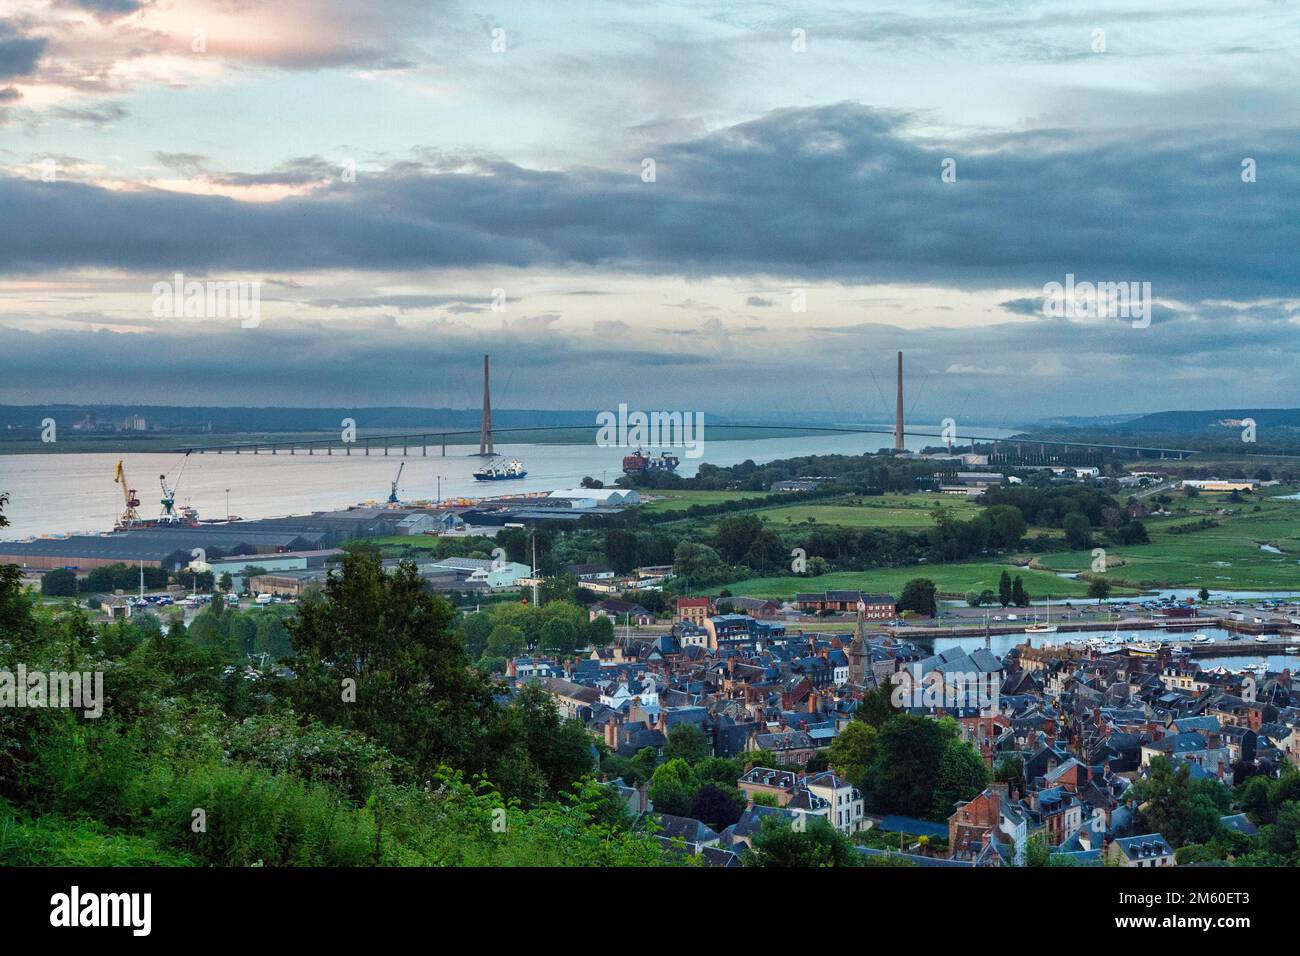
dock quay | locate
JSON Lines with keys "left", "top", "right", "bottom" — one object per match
{"left": 894, "top": 617, "right": 1300, "bottom": 657}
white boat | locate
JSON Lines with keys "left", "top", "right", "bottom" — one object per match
{"left": 1024, "top": 599, "right": 1057, "bottom": 634}
{"left": 473, "top": 457, "right": 528, "bottom": 481}
{"left": 1255, "top": 635, "right": 1272, "bottom": 644}
{"left": 1192, "top": 634, "right": 1211, "bottom": 645}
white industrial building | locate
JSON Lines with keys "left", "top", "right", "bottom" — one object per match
{"left": 422, "top": 556, "right": 531, "bottom": 590}
{"left": 547, "top": 489, "right": 641, "bottom": 507}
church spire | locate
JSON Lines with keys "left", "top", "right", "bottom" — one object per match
{"left": 848, "top": 598, "right": 869, "bottom": 686}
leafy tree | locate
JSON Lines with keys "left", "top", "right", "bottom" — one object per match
{"left": 693, "top": 757, "right": 742, "bottom": 788}
{"left": 826, "top": 721, "right": 877, "bottom": 789}
{"left": 862, "top": 715, "right": 953, "bottom": 819}
{"left": 985, "top": 505, "right": 1027, "bottom": 549}
{"left": 898, "top": 578, "right": 937, "bottom": 617}
{"left": 1011, "top": 575, "right": 1029, "bottom": 607}
{"left": 603, "top": 528, "right": 640, "bottom": 573}
{"left": 285, "top": 552, "right": 499, "bottom": 783}
{"left": 254, "top": 613, "right": 293, "bottom": 659}
{"left": 648, "top": 758, "right": 698, "bottom": 817}
{"left": 485, "top": 623, "right": 526, "bottom": 659}
{"left": 1131, "top": 757, "right": 1229, "bottom": 848}
{"left": 538, "top": 618, "right": 580, "bottom": 656}
{"left": 713, "top": 514, "right": 766, "bottom": 564}
{"left": 993, "top": 755, "right": 1024, "bottom": 791}
{"left": 227, "top": 614, "right": 257, "bottom": 657}
{"left": 745, "top": 816, "right": 860, "bottom": 867}
{"left": 491, "top": 684, "right": 597, "bottom": 803}
{"left": 854, "top": 683, "right": 897, "bottom": 730}
{"left": 41, "top": 568, "right": 78, "bottom": 597}
{"left": 1240, "top": 774, "right": 1272, "bottom": 821}
{"left": 689, "top": 784, "right": 743, "bottom": 832}
{"left": 932, "top": 738, "right": 990, "bottom": 818}
{"left": 742, "top": 749, "right": 780, "bottom": 770}
{"left": 998, "top": 570, "right": 1012, "bottom": 608}
{"left": 1062, "top": 512, "right": 1092, "bottom": 549}
{"left": 460, "top": 611, "right": 494, "bottom": 659}
{"left": 188, "top": 608, "right": 229, "bottom": 651}
{"left": 586, "top": 614, "right": 615, "bottom": 647}
{"left": 1265, "top": 802, "right": 1300, "bottom": 860}
{"left": 672, "top": 540, "right": 724, "bottom": 587}
{"left": 663, "top": 724, "right": 711, "bottom": 764}
{"left": 1087, "top": 579, "right": 1112, "bottom": 602}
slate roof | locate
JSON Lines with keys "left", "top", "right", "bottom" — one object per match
{"left": 1112, "top": 833, "right": 1173, "bottom": 860}
{"left": 650, "top": 813, "right": 719, "bottom": 845}
{"left": 877, "top": 815, "right": 949, "bottom": 839}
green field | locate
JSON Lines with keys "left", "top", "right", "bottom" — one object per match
{"left": 648, "top": 490, "right": 985, "bottom": 527}
{"left": 1032, "top": 490, "right": 1300, "bottom": 590}
{"left": 706, "top": 561, "right": 1105, "bottom": 601}
{"left": 640, "top": 489, "right": 775, "bottom": 513}
{"left": 747, "top": 493, "right": 983, "bottom": 530}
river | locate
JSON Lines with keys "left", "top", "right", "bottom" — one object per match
{"left": 0, "top": 427, "right": 1014, "bottom": 538}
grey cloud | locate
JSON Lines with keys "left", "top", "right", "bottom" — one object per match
{"left": 0, "top": 320, "right": 712, "bottom": 409}
{"left": 55, "top": 0, "right": 148, "bottom": 20}
{"left": 0, "top": 22, "right": 46, "bottom": 80}
{"left": 153, "top": 152, "right": 209, "bottom": 175}
{"left": 306, "top": 294, "right": 490, "bottom": 312}
{"left": 0, "top": 103, "right": 1296, "bottom": 305}
{"left": 49, "top": 102, "right": 128, "bottom": 126}
{"left": 3, "top": 294, "right": 1299, "bottom": 418}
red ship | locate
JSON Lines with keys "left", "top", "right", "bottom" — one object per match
{"left": 622, "top": 446, "right": 680, "bottom": 475}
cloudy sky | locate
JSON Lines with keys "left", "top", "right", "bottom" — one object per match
{"left": 1, "top": 0, "right": 1298, "bottom": 424}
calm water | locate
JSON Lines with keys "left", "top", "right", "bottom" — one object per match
{"left": 0, "top": 428, "right": 1012, "bottom": 538}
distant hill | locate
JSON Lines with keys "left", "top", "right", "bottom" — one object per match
{"left": 1036, "top": 409, "right": 1300, "bottom": 435}
{"left": 1030, "top": 414, "right": 1143, "bottom": 430}
{"left": 0, "top": 405, "right": 606, "bottom": 433}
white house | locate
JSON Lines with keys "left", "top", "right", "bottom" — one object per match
{"left": 802, "top": 771, "right": 866, "bottom": 835}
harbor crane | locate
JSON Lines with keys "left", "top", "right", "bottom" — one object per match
{"left": 159, "top": 450, "right": 194, "bottom": 522}
{"left": 113, "top": 460, "right": 141, "bottom": 529}
{"left": 388, "top": 462, "right": 404, "bottom": 504}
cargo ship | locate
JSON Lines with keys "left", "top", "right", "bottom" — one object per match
{"left": 473, "top": 458, "right": 527, "bottom": 481}
{"left": 622, "top": 447, "right": 680, "bottom": 476}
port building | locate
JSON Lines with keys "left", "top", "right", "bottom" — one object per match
{"left": 0, "top": 507, "right": 425, "bottom": 571}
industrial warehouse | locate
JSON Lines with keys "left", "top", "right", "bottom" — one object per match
{"left": 0, "top": 507, "right": 424, "bottom": 571}
{"left": 0, "top": 487, "right": 645, "bottom": 572}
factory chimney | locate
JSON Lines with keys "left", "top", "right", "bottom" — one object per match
{"left": 479, "top": 354, "right": 494, "bottom": 456}
{"left": 894, "top": 351, "right": 904, "bottom": 451}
